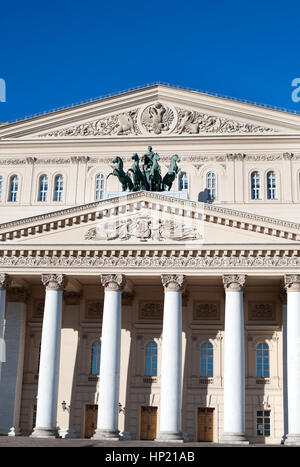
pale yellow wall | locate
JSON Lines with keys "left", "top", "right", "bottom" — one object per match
{"left": 0, "top": 150, "right": 300, "bottom": 223}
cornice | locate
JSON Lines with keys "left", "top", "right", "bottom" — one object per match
{"left": 0, "top": 191, "right": 300, "bottom": 242}
{"left": 0, "top": 248, "right": 300, "bottom": 272}
{"left": 3, "top": 134, "right": 300, "bottom": 147}
{"left": 1, "top": 152, "right": 300, "bottom": 165}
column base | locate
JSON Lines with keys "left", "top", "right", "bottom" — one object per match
{"left": 30, "top": 427, "right": 57, "bottom": 438}
{"left": 155, "top": 431, "right": 185, "bottom": 443}
{"left": 92, "top": 428, "right": 120, "bottom": 441}
{"left": 220, "top": 432, "right": 249, "bottom": 444}
{"left": 284, "top": 433, "right": 300, "bottom": 445}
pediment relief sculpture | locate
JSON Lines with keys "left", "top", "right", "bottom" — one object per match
{"left": 84, "top": 214, "right": 202, "bottom": 242}
{"left": 38, "top": 102, "right": 277, "bottom": 137}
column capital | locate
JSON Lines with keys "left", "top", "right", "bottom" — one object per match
{"left": 284, "top": 274, "right": 300, "bottom": 292}
{"left": 223, "top": 274, "right": 247, "bottom": 292}
{"left": 101, "top": 274, "right": 125, "bottom": 292}
{"left": 0, "top": 273, "right": 10, "bottom": 290}
{"left": 41, "top": 274, "right": 66, "bottom": 291}
{"left": 161, "top": 274, "right": 185, "bottom": 292}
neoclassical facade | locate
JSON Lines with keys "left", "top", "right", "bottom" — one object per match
{"left": 0, "top": 84, "right": 300, "bottom": 444}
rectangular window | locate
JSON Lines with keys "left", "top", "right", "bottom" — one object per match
{"left": 257, "top": 410, "right": 270, "bottom": 436}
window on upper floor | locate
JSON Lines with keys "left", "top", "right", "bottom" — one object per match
{"left": 251, "top": 171, "right": 261, "bottom": 200}
{"left": 200, "top": 342, "right": 213, "bottom": 377}
{"left": 8, "top": 175, "right": 19, "bottom": 202}
{"left": 38, "top": 175, "right": 48, "bottom": 202}
{"left": 267, "top": 171, "right": 277, "bottom": 200}
{"left": 206, "top": 172, "right": 216, "bottom": 201}
{"left": 53, "top": 174, "right": 64, "bottom": 201}
{"left": 144, "top": 340, "right": 157, "bottom": 376}
{"left": 0, "top": 175, "right": 2, "bottom": 202}
{"left": 179, "top": 172, "right": 188, "bottom": 191}
{"left": 90, "top": 340, "right": 101, "bottom": 375}
{"left": 95, "top": 173, "right": 105, "bottom": 200}
{"left": 256, "top": 343, "right": 269, "bottom": 378}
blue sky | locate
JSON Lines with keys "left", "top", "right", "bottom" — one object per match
{"left": 1, "top": 0, "right": 300, "bottom": 122}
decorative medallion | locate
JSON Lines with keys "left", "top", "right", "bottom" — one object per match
{"left": 138, "top": 102, "right": 177, "bottom": 135}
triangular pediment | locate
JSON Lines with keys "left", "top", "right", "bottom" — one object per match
{"left": 1, "top": 85, "right": 300, "bottom": 140}
{"left": 0, "top": 192, "right": 299, "bottom": 247}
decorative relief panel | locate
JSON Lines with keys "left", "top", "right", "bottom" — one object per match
{"left": 85, "top": 300, "right": 103, "bottom": 320}
{"left": 38, "top": 102, "right": 277, "bottom": 137}
{"left": 41, "top": 110, "right": 141, "bottom": 137}
{"left": 193, "top": 301, "right": 220, "bottom": 321}
{"left": 138, "top": 301, "right": 163, "bottom": 320}
{"left": 84, "top": 215, "right": 202, "bottom": 242}
{"left": 32, "top": 299, "right": 44, "bottom": 319}
{"left": 248, "top": 301, "right": 276, "bottom": 321}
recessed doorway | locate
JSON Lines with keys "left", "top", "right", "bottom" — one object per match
{"left": 197, "top": 407, "right": 214, "bottom": 442}
{"left": 140, "top": 406, "right": 158, "bottom": 440}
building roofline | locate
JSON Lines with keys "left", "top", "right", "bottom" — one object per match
{"left": 2, "top": 81, "right": 300, "bottom": 127}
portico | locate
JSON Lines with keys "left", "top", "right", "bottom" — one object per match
{"left": 0, "top": 261, "right": 299, "bottom": 443}
{"left": 1, "top": 84, "right": 300, "bottom": 444}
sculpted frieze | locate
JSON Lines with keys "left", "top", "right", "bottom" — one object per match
{"left": 41, "top": 110, "right": 141, "bottom": 137}
{"left": 84, "top": 215, "right": 203, "bottom": 242}
{"left": 175, "top": 108, "right": 276, "bottom": 135}
{"left": 37, "top": 103, "right": 277, "bottom": 137}
{"left": 1, "top": 251, "right": 300, "bottom": 269}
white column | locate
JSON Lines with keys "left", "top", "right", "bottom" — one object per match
{"left": 221, "top": 274, "right": 249, "bottom": 444}
{"left": 156, "top": 274, "right": 184, "bottom": 442}
{"left": 93, "top": 274, "right": 125, "bottom": 440}
{"left": 31, "top": 274, "right": 65, "bottom": 438}
{"left": 284, "top": 275, "right": 300, "bottom": 445}
{"left": 0, "top": 274, "right": 9, "bottom": 377}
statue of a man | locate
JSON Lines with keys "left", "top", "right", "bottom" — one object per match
{"left": 142, "top": 146, "right": 155, "bottom": 170}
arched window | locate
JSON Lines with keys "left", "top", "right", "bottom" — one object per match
{"left": 0, "top": 175, "right": 3, "bottom": 202}
{"left": 144, "top": 341, "right": 157, "bottom": 376}
{"left": 95, "top": 173, "right": 105, "bottom": 200}
{"left": 251, "top": 171, "right": 261, "bottom": 199}
{"left": 90, "top": 341, "right": 101, "bottom": 375}
{"left": 267, "top": 171, "right": 277, "bottom": 200}
{"left": 179, "top": 172, "right": 188, "bottom": 191}
{"left": 206, "top": 172, "right": 216, "bottom": 200}
{"left": 8, "top": 175, "right": 19, "bottom": 202}
{"left": 53, "top": 174, "right": 64, "bottom": 201}
{"left": 38, "top": 175, "right": 48, "bottom": 202}
{"left": 256, "top": 343, "right": 269, "bottom": 378}
{"left": 200, "top": 342, "right": 213, "bottom": 377}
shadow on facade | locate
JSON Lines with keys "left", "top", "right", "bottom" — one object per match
{"left": 198, "top": 189, "right": 214, "bottom": 203}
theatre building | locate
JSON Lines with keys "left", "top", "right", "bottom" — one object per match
{"left": 1, "top": 84, "right": 300, "bottom": 444}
